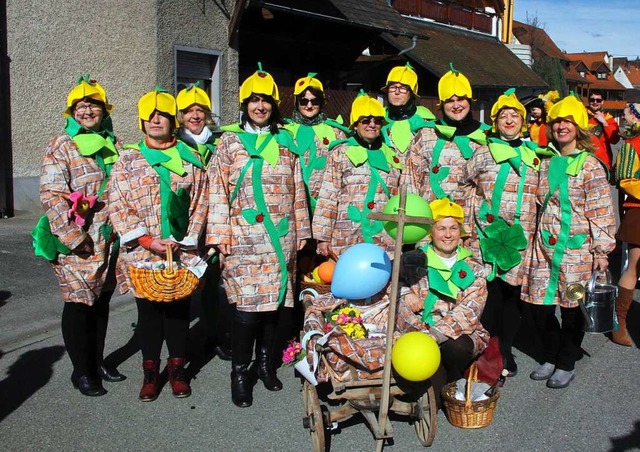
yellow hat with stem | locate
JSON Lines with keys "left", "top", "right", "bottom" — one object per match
{"left": 176, "top": 81, "right": 211, "bottom": 111}
{"left": 64, "top": 75, "right": 113, "bottom": 117}
{"left": 239, "top": 62, "right": 280, "bottom": 104}
{"left": 138, "top": 86, "right": 178, "bottom": 130}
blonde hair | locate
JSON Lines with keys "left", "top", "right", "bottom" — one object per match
{"left": 546, "top": 119, "right": 597, "bottom": 153}
{"left": 176, "top": 105, "right": 216, "bottom": 128}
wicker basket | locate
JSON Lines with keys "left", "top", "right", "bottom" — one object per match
{"left": 299, "top": 251, "right": 337, "bottom": 295}
{"left": 129, "top": 244, "right": 200, "bottom": 303}
{"left": 442, "top": 363, "right": 499, "bottom": 429}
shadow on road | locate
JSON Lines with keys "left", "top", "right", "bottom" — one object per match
{"left": 0, "top": 290, "right": 11, "bottom": 305}
{"left": 609, "top": 419, "right": 640, "bottom": 451}
{"left": 0, "top": 345, "right": 65, "bottom": 422}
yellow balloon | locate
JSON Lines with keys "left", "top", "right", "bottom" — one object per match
{"left": 391, "top": 332, "right": 441, "bottom": 382}
{"left": 312, "top": 267, "right": 323, "bottom": 284}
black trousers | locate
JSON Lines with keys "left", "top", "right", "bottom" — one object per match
{"left": 135, "top": 297, "right": 190, "bottom": 361}
{"left": 232, "top": 309, "right": 279, "bottom": 365}
{"left": 200, "top": 261, "right": 234, "bottom": 345}
{"left": 440, "top": 334, "right": 475, "bottom": 382}
{"left": 481, "top": 279, "right": 523, "bottom": 359}
{"left": 61, "top": 290, "right": 113, "bottom": 378}
{"left": 529, "top": 304, "right": 585, "bottom": 371}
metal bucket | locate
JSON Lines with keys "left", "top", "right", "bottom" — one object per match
{"left": 582, "top": 270, "right": 617, "bottom": 334}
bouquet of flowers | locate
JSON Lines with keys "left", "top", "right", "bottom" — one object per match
{"left": 282, "top": 339, "right": 306, "bottom": 367}
{"left": 324, "top": 306, "right": 368, "bottom": 339}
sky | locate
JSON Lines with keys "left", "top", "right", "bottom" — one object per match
{"left": 514, "top": 0, "right": 640, "bottom": 60}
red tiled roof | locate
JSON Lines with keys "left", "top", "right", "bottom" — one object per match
{"left": 626, "top": 66, "right": 640, "bottom": 85}
{"left": 565, "top": 52, "right": 612, "bottom": 73}
{"left": 512, "top": 21, "right": 569, "bottom": 62}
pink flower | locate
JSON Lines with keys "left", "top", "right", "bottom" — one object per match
{"left": 67, "top": 192, "right": 97, "bottom": 227}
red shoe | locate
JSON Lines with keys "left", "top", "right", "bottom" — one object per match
{"left": 167, "top": 357, "right": 192, "bottom": 398}
{"left": 139, "top": 360, "right": 160, "bottom": 402}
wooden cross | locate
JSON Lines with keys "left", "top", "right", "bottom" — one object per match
{"left": 367, "top": 184, "right": 433, "bottom": 452}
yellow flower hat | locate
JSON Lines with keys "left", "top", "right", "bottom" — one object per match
{"left": 138, "top": 86, "right": 178, "bottom": 130}
{"left": 383, "top": 62, "right": 418, "bottom": 95}
{"left": 547, "top": 93, "right": 588, "bottom": 129}
{"left": 349, "top": 90, "right": 386, "bottom": 127}
{"left": 176, "top": 82, "right": 211, "bottom": 111}
{"left": 438, "top": 63, "right": 472, "bottom": 104}
{"left": 293, "top": 72, "right": 324, "bottom": 96}
{"left": 490, "top": 88, "right": 527, "bottom": 133}
{"left": 239, "top": 62, "right": 280, "bottom": 104}
{"left": 64, "top": 75, "right": 113, "bottom": 117}
{"left": 429, "top": 198, "right": 464, "bottom": 225}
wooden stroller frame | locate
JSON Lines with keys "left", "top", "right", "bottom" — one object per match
{"left": 301, "top": 185, "right": 437, "bottom": 451}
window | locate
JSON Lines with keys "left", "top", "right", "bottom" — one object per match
{"left": 175, "top": 46, "right": 223, "bottom": 126}
{"left": 579, "top": 71, "right": 585, "bottom": 77}
{"left": 597, "top": 72, "right": 606, "bottom": 80}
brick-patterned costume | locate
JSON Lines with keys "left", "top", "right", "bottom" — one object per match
{"left": 206, "top": 126, "right": 311, "bottom": 312}
{"left": 407, "top": 119, "right": 490, "bottom": 205}
{"left": 108, "top": 140, "right": 209, "bottom": 295}
{"left": 463, "top": 138, "right": 540, "bottom": 285}
{"left": 284, "top": 116, "right": 347, "bottom": 215}
{"left": 522, "top": 150, "right": 616, "bottom": 308}
{"left": 312, "top": 136, "right": 402, "bottom": 257}
{"left": 382, "top": 105, "right": 435, "bottom": 166}
{"left": 40, "top": 127, "right": 123, "bottom": 303}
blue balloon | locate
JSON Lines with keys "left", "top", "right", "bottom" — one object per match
{"left": 331, "top": 243, "right": 392, "bottom": 300}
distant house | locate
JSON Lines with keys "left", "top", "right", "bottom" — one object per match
{"left": 564, "top": 51, "right": 627, "bottom": 113}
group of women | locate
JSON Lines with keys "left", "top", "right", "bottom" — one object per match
{"left": 39, "top": 62, "right": 635, "bottom": 407}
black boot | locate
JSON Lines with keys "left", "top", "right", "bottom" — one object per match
{"left": 256, "top": 317, "right": 282, "bottom": 392}
{"left": 231, "top": 314, "right": 258, "bottom": 408}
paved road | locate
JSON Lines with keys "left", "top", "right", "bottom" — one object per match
{"left": 1, "top": 214, "right": 639, "bottom": 451}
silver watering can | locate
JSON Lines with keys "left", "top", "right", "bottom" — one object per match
{"left": 566, "top": 270, "right": 617, "bottom": 333}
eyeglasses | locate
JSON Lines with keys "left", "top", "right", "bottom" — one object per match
{"left": 387, "top": 84, "right": 410, "bottom": 94}
{"left": 359, "top": 117, "right": 383, "bottom": 126}
{"left": 74, "top": 103, "right": 103, "bottom": 114}
{"left": 298, "top": 97, "right": 321, "bottom": 106}
{"left": 589, "top": 98, "right": 603, "bottom": 103}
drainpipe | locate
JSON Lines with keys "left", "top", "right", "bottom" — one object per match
{"left": 397, "top": 35, "right": 417, "bottom": 56}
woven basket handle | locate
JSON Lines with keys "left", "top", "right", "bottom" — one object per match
{"left": 328, "top": 250, "right": 339, "bottom": 263}
{"left": 465, "top": 362, "right": 478, "bottom": 410}
{"left": 165, "top": 244, "right": 174, "bottom": 274}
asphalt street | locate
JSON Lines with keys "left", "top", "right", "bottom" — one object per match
{"left": 1, "top": 213, "right": 639, "bottom": 452}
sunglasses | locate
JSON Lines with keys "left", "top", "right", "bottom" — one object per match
{"left": 298, "top": 97, "right": 321, "bottom": 106}
{"left": 387, "top": 84, "right": 410, "bottom": 94}
{"left": 589, "top": 98, "right": 603, "bottom": 103}
{"left": 359, "top": 117, "right": 383, "bottom": 126}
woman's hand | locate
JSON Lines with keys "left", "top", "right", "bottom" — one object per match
{"left": 298, "top": 239, "right": 308, "bottom": 251}
{"left": 149, "top": 238, "right": 179, "bottom": 255}
{"left": 317, "top": 241, "right": 331, "bottom": 257}
{"left": 216, "top": 244, "right": 231, "bottom": 256}
{"left": 593, "top": 257, "right": 609, "bottom": 272}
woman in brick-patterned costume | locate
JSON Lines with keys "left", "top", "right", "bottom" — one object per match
{"left": 406, "top": 64, "right": 490, "bottom": 207}
{"left": 611, "top": 102, "right": 640, "bottom": 346}
{"left": 37, "top": 77, "right": 124, "bottom": 396}
{"left": 284, "top": 73, "right": 348, "bottom": 216}
{"left": 109, "top": 88, "right": 209, "bottom": 401}
{"left": 522, "top": 94, "right": 616, "bottom": 389}
{"left": 206, "top": 64, "right": 311, "bottom": 408}
{"left": 462, "top": 89, "right": 541, "bottom": 378}
{"left": 380, "top": 63, "right": 435, "bottom": 165}
{"left": 314, "top": 91, "right": 402, "bottom": 258}
{"left": 176, "top": 84, "right": 233, "bottom": 361}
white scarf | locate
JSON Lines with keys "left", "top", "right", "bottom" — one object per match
{"left": 243, "top": 122, "right": 271, "bottom": 134}
{"left": 179, "top": 126, "right": 213, "bottom": 145}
